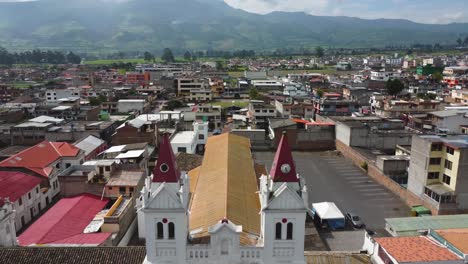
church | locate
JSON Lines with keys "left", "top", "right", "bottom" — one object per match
{"left": 137, "top": 132, "right": 309, "bottom": 264}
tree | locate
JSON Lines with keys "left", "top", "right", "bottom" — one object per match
{"left": 183, "top": 51, "right": 192, "bottom": 61}
{"left": 432, "top": 72, "right": 443, "bottom": 83}
{"left": 464, "top": 36, "right": 468, "bottom": 46}
{"left": 161, "top": 48, "right": 175, "bottom": 63}
{"left": 143, "top": 51, "right": 154, "bottom": 62}
{"left": 386, "top": 79, "right": 405, "bottom": 97}
{"left": 215, "top": 61, "right": 224, "bottom": 70}
{"left": 457, "top": 38, "right": 463, "bottom": 47}
{"left": 66, "top": 52, "right": 81, "bottom": 64}
{"left": 89, "top": 97, "right": 102, "bottom": 106}
{"left": 249, "top": 88, "right": 261, "bottom": 100}
{"left": 315, "top": 46, "right": 325, "bottom": 58}
{"left": 316, "top": 88, "right": 324, "bottom": 98}
{"left": 164, "top": 100, "right": 184, "bottom": 110}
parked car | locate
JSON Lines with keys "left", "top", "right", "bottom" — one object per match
{"left": 346, "top": 212, "right": 364, "bottom": 228}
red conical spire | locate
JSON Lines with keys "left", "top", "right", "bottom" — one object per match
{"left": 270, "top": 132, "right": 298, "bottom": 182}
{"left": 153, "top": 134, "right": 180, "bottom": 183}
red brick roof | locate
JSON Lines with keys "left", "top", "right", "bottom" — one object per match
{"left": 0, "top": 141, "right": 80, "bottom": 178}
{"left": 0, "top": 171, "right": 42, "bottom": 206}
{"left": 375, "top": 236, "right": 461, "bottom": 263}
{"left": 18, "top": 194, "right": 110, "bottom": 246}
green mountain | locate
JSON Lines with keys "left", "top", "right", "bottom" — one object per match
{"left": 0, "top": 0, "right": 467, "bottom": 52}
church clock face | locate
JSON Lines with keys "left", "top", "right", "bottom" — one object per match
{"left": 281, "top": 164, "right": 291, "bottom": 174}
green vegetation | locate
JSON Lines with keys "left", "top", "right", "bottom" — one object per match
{"left": 386, "top": 79, "right": 405, "bottom": 96}
{"left": 211, "top": 101, "right": 249, "bottom": 108}
{"left": 84, "top": 58, "right": 147, "bottom": 65}
{"left": 161, "top": 48, "right": 175, "bottom": 63}
{"left": 360, "top": 162, "right": 368, "bottom": 172}
{"left": 164, "top": 100, "right": 185, "bottom": 111}
{"left": 8, "top": 82, "right": 37, "bottom": 88}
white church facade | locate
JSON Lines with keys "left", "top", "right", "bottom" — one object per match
{"left": 137, "top": 132, "right": 309, "bottom": 264}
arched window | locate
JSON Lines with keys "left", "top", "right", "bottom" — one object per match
{"left": 168, "top": 222, "right": 175, "bottom": 239}
{"left": 221, "top": 239, "right": 229, "bottom": 255}
{"left": 286, "top": 223, "right": 293, "bottom": 240}
{"left": 157, "top": 222, "right": 164, "bottom": 239}
{"left": 275, "top": 223, "right": 282, "bottom": 240}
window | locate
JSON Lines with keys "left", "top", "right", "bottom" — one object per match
{"left": 198, "top": 134, "right": 205, "bottom": 140}
{"left": 28, "top": 192, "right": 31, "bottom": 200}
{"left": 129, "top": 187, "right": 134, "bottom": 193}
{"left": 221, "top": 239, "right": 229, "bottom": 255}
{"left": 427, "top": 172, "right": 439, "bottom": 179}
{"left": 65, "top": 163, "right": 71, "bottom": 168}
{"left": 105, "top": 166, "right": 111, "bottom": 172}
{"left": 286, "top": 223, "right": 293, "bottom": 240}
{"left": 443, "top": 174, "right": 451, "bottom": 185}
{"left": 275, "top": 223, "right": 282, "bottom": 240}
{"left": 119, "top": 187, "right": 126, "bottom": 193}
{"left": 429, "top": 158, "right": 441, "bottom": 165}
{"left": 55, "top": 163, "right": 60, "bottom": 169}
{"left": 156, "top": 222, "right": 164, "bottom": 239}
{"left": 446, "top": 146, "right": 455, "bottom": 155}
{"left": 444, "top": 160, "right": 453, "bottom": 170}
{"left": 18, "top": 198, "right": 22, "bottom": 206}
{"left": 431, "top": 143, "right": 443, "bottom": 151}
{"left": 36, "top": 187, "right": 39, "bottom": 194}
{"left": 178, "top": 147, "right": 187, "bottom": 153}
{"left": 168, "top": 222, "right": 175, "bottom": 239}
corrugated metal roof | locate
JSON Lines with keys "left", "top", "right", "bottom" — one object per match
{"left": 386, "top": 214, "right": 468, "bottom": 235}
{"left": 188, "top": 133, "right": 261, "bottom": 245}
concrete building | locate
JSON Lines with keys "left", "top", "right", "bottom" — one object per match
{"left": 335, "top": 117, "right": 413, "bottom": 150}
{"left": 170, "top": 122, "right": 208, "bottom": 154}
{"left": 117, "top": 99, "right": 147, "bottom": 114}
{"left": 175, "top": 78, "right": 208, "bottom": 96}
{"left": 407, "top": 135, "right": 468, "bottom": 214}
{"left": 248, "top": 101, "right": 277, "bottom": 129}
{"left": 370, "top": 71, "right": 401, "bottom": 82}
{"left": 0, "top": 199, "right": 17, "bottom": 246}
{"left": 45, "top": 88, "right": 80, "bottom": 106}
{"left": 137, "top": 133, "right": 309, "bottom": 264}
{"left": 275, "top": 99, "right": 314, "bottom": 119}
{"left": 427, "top": 110, "right": 468, "bottom": 134}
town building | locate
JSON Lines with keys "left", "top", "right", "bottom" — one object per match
{"left": 364, "top": 235, "right": 463, "bottom": 264}
{"left": 117, "top": 99, "right": 148, "bottom": 114}
{"left": 248, "top": 101, "right": 277, "bottom": 129}
{"left": 407, "top": 135, "right": 468, "bottom": 214}
{"left": 370, "top": 71, "right": 401, "bottom": 82}
{"left": 175, "top": 78, "right": 209, "bottom": 96}
{"left": 170, "top": 122, "right": 208, "bottom": 154}
{"left": 0, "top": 141, "right": 85, "bottom": 230}
{"left": 18, "top": 194, "right": 112, "bottom": 247}
{"left": 275, "top": 99, "right": 314, "bottom": 119}
{"left": 137, "top": 133, "right": 309, "bottom": 264}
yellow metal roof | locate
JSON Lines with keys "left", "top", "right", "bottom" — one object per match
{"left": 188, "top": 133, "right": 261, "bottom": 245}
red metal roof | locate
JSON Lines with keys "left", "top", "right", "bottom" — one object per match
{"left": 153, "top": 135, "right": 180, "bottom": 183}
{"left": 270, "top": 133, "right": 299, "bottom": 182}
{"left": 18, "top": 194, "right": 110, "bottom": 246}
{"left": 0, "top": 172, "right": 43, "bottom": 207}
{"left": 0, "top": 141, "right": 80, "bottom": 178}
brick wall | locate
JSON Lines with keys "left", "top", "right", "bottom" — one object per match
{"left": 336, "top": 140, "right": 443, "bottom": 215}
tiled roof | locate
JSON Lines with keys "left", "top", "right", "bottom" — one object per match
{"left": 436, "top": 229, "right": 468, "bottom": 254}
{"left": 0, "top": 141, "right": 80, "bottom": 178}
{"left": 375, "top": 236, "right": 461, "bottom": 262}
{"left": 18, "top": 194, "right": 110, "bottom": 246}
{"left": 188, "top": 133, "right": 261, "bottom": 246}
{"left": 0, "top": 247, "right": 146, "bottom": 264}
{"left": 0, "top": 171, "right": 42, "bottom": 206}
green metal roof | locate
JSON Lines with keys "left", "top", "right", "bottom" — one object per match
{"left": 386, "top": 214, "right": 468, "bottom": 234}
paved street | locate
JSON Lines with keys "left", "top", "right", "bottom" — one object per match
{"left": 253, "top": 151, "right": 409, "bottom": 234}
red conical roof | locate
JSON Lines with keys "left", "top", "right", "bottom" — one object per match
{"left": 153, "top": 134, "right": 180, "bottom": 183}
{"left": 270, "top": 133, "right": 298, "bottom": 182}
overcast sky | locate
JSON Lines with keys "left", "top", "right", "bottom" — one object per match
{"left": 1, "top": 0, "right": 467, "bottom": 24}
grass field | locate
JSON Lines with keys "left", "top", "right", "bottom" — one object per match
{"left": 211, "top": 101, "right": 250, "bottom": 108}
{"left": 84, "top": 58, "right": 148, "bottom": 65}
{"left": 228, "top": 67, "right": 354, "bottom": 78}
{"left": 8, "top": 81, "right": 38, "bottom": 88}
